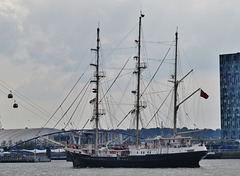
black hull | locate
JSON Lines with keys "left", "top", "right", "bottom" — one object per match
{"left": 68, "top": 151, "right": 207, "bottom": 168}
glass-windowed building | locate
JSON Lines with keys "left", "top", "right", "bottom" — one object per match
{"left": 220, "top": 52, "right": 240, "bottom": 139}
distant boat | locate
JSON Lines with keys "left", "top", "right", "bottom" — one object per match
{"left": 66, "top": 13, "right": 208, "bottom": 168}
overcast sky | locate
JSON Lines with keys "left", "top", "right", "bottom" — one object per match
{"left": 0, "top": 0, "right": 239, "bottom": 130}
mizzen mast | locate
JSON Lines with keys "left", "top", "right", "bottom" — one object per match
{"left": 172, "top": 31, "right": 201, "bottom": 137}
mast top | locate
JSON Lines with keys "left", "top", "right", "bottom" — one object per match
{"left": 140, "top": 9, "right": 145, "bottom": 17}
{"left": 175, "top": 26, "right": 178, "bottom": 36}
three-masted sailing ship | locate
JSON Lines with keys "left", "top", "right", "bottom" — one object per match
{"left": 66, "top": 14, "right": 208, "bottom": 168}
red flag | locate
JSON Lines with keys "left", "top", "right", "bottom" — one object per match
{"left": 200, "top": 89, "right": 209, "bottom": 99}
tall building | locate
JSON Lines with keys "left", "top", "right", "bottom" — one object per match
{"left": 220, "top": 52, "right": 240, "bottom": 139}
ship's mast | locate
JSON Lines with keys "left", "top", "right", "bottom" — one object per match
{"left": 172, "top": 31, "right": 200, "bottom": 137}
{"left": 135, "top": 14, "right": 144, "bottom": 146}
{"left": 173, "top": 31, "right": 178, "bottom": 138}
{"left": 95, "top": 28, "right": 100, "bottom": 152}
{"left": 90, "top": 28, "right": 100, "bottom": 153}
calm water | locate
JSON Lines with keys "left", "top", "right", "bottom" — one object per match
{"left": 0, "top": 159, "right": 239, "bottom": 176}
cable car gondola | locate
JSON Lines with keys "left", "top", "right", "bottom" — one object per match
{"left": 8, "top": 91, "right": 13, "bottom": 99}
{"left": 13, "top": 101, "right": 18, "bottom": 108}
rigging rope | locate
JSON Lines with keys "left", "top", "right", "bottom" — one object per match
{"left": 39, "top": 70, "right": 89, "bottom": 134}
{"left": 76, "top": 86, "right": 92, "bottom": 129}
{"left": 99, "top": 54, "right": 132, "bottom": 104}
{"left": 117, "top": 110, "right": 133, "bottom": 127}
{"left": 104, "top": 24, "right": 138, "bottom": 60}
{"left": 49, "top": 79, "right": 91, "bottom": 133}
{"left": 64, "top": 81, "right": 91, "bottom": 129}
{"left": 145, "top": 90, "right": 172, "bottom": 128}
{"left": 140, "top": 40, "right": 174, "bottom": 98}
{"left": 103, "top": 74, "right": 134, "bottom": 129}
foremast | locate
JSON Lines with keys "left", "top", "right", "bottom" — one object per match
{"left": 90, "top": 27, "right": 105, "bottom": 154}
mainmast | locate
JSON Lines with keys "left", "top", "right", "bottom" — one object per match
{"left": 173, "top": 31, "right": 178, "bottom": 138}
{"left": 135, "top": 13, "right": 145, "bottom": 146}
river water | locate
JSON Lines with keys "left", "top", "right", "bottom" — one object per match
{"left": 0, "top": 159, "right": 239, "bottom": 176}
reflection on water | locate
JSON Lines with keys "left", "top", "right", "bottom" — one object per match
{"left": 0, "top": 159, "right": 240, "bottom": 176}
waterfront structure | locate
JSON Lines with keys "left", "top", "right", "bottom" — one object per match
{"left": 220, "top": 52, "right": 240, "bottom": 139}
{"left": 0, "top": 128, "right": 61, "bottom": 146}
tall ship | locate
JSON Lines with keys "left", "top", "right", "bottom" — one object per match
{"left": 66, "top": 14, "right": 208, "bottom": 168}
